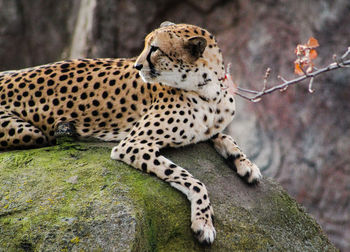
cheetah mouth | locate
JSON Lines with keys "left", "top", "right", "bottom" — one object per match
{"left": 150, "top": 69, "right": 160, "bottom": 78}
{"left": 145, "top": 46, "right": 160, "bottom": 79}
{"left": 197, "top": 83, "right": 208, "bottom": 88}
{"left": 140, "top": 68, "right": 160, "bottom": 79}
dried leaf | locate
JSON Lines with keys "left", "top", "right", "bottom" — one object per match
{"left": 307, "top": 37, "right": 319, "bottom": 48}
{"left": 294, "top": 62, "right": 304, "bottom": 75}
{"left": 309, "top": 49, "right": 318, "bottom": 59}
{"left": 294, "top": 37, "right": 319, "bottom": 75}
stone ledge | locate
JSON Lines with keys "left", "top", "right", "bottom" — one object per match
{"left": 0, "top": 141, "right": 337, "bottom": 251}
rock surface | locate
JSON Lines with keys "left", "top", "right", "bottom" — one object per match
{"left": 0, "top": 0, "right": 349, "bottom": 249}
{"left": 0, "top": 140, "right": 336, "bottom": 251}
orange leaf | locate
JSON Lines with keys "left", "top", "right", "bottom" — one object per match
{"left": 294, "top": 63, "right": 304, "bottom": 75}
{"left": 309, "top": 49, "right": 318, "bottom": 59}
{"left": 307, "top": 37, "right": 319, "bottom": 48}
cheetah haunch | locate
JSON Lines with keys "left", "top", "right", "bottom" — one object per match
{"left": 0, "top": 22, "right": 262, "bottom": 244}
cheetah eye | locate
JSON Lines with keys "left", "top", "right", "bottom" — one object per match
{"left": 150, "top": 45, "right": 159, "bottom": 52}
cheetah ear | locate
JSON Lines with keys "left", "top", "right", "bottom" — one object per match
{"left": 184, "top": 37, "right": 207, "bottom": 59}
{"left": 160, "top": 21, "right": 175, "bottom": 28}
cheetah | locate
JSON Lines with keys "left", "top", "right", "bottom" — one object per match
{"left": 0, "top": 21, "right": 262, "bottom": 244}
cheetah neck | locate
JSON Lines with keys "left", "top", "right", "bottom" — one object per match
{"left": 194, "top": 79, "right": 223, "bottom": 101}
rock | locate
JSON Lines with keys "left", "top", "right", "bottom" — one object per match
{"left": 1, "top": 0, "right": 348, "bottom": 249}
{"left": 0, "top": 141, "right": 336, "bottom": 251}
{"left": 0, "top": 0, "right": 79, "bottom": 70}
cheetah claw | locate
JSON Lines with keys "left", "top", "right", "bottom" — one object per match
{"left": 191, "top": 219, "right": 216, "bottom": 244}
{"left": 238, "top": 160, "right": 262, "bottom": 184}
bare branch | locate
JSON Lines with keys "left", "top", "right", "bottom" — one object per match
{"left": 341, "top": 47, "right": 350, "bottom": 59}
{"left": 237, "top": 87, "right": 259, "bottom": 94}
{"left": 233, "top": 46, "right": 350, "bottom": 102}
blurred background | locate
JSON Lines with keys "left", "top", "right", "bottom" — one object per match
{"left": 0, "top": 0, "right": 349, "bottom": 250}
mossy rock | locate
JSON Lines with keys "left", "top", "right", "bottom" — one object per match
{"left": 0, "top": 140, "right": 337, "bottom": 251}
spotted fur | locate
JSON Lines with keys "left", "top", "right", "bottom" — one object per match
{"left": 0, "top": 22, "right": 262, "bottom": 244}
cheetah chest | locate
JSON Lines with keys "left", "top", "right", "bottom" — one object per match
{"left": 181, "top": 92, "right": 236, "bottom": 144}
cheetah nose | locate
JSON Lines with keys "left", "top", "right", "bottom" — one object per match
{"left": 134, "top": 63, "right": 143, "bottom": 70}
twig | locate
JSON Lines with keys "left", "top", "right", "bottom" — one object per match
{"left": 341, "top": 47, "right": 350, "bottom": 59}
{"left": 263, "top": 68, "right": 271, "bottom": 91}
{"left": 308, "top": 77, "right": 314, "bottom": 93}
{"left": 234, "top": 46, "right": 350, "bottom": 102}
{"left": 237, "top": 87, "right": 259, "bottom": 94}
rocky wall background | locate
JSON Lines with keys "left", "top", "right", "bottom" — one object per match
{"left": 0, "top": 0, "right": 349, "bottom": 250}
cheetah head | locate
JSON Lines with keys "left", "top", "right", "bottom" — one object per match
{"left": 135, "top": 22, "right": 225, "bottom": 99}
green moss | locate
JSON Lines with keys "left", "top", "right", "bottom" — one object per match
{"left": 1, "top": 145, "right": 113, "bottom": 250}
{"left": 0, "top": 141, "right": 337, "bottom": 251}
{"left": 0, "top": 143, "right": 198, "bottom": 251}
{"left": 114, "top": 154, "right": 198, "bottom": 251}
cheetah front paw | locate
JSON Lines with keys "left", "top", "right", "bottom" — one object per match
{"left": 227, "top": 154, "right": 262, "bottom": 184}
{"left": 191, "top": 217, "right": 216, "bottom": 244}
{"left": 237, "top": 159, "right": 262, "bottom": 184}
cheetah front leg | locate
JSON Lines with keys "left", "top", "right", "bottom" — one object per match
{"left": 111, "top": 140, "right": 216, "bottom": 244}
{"left": 211, "top": 133, "right": 262, "bottom": 184}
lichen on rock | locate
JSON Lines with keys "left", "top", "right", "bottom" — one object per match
{"left": 0, "top": 141, "right": 337, "bottom": 251}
